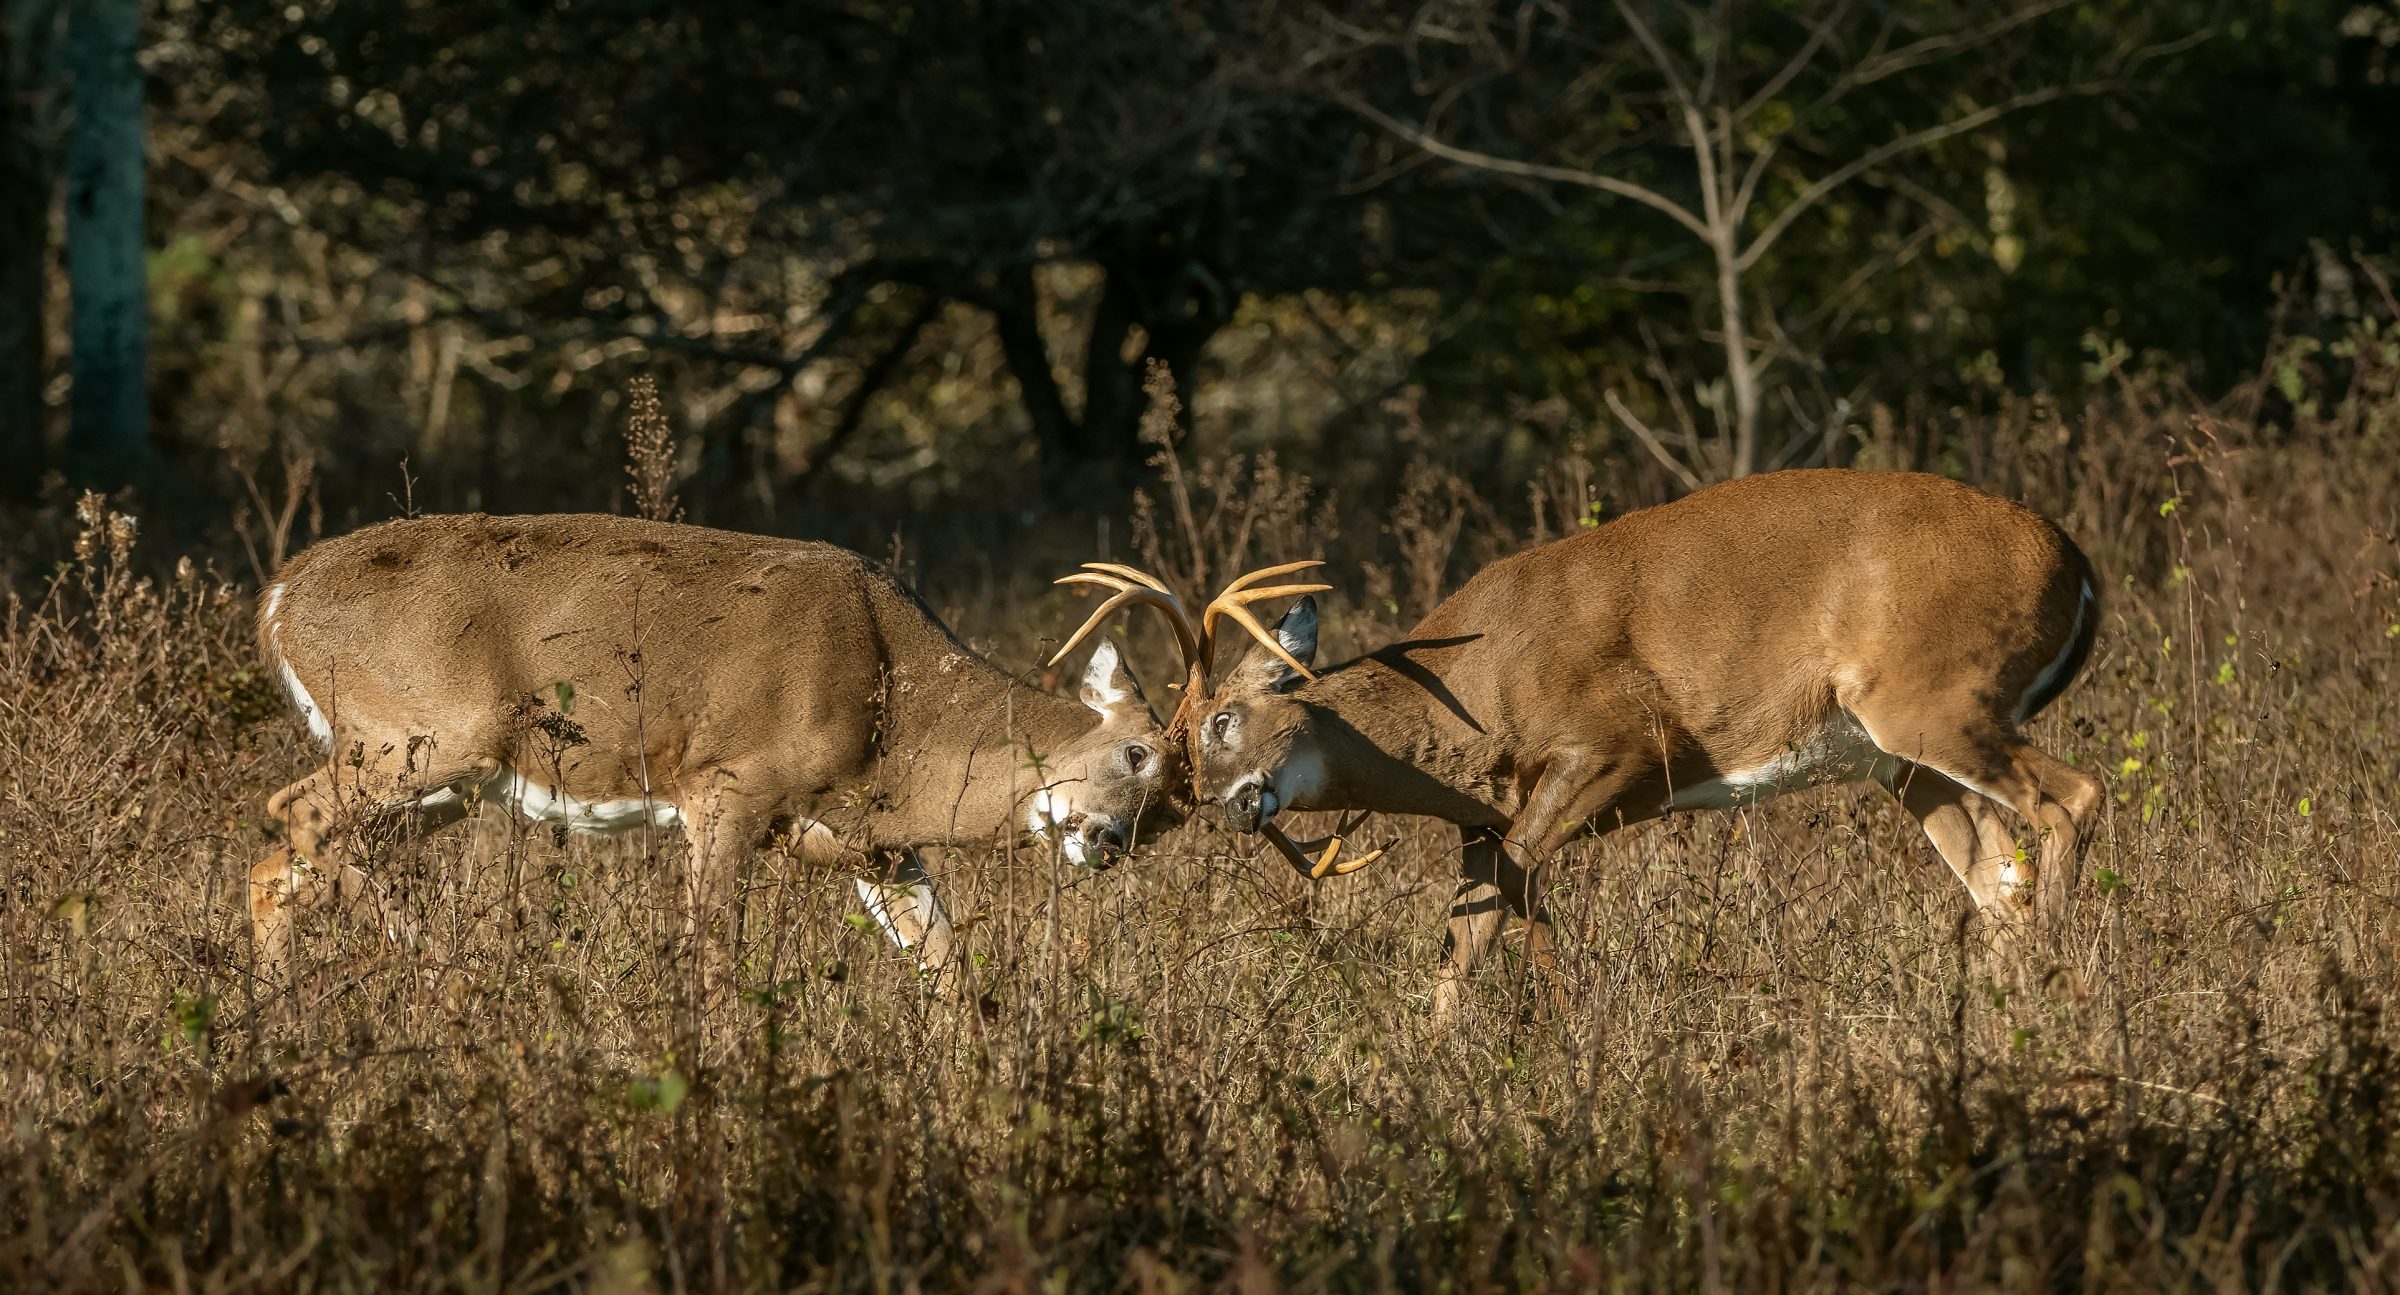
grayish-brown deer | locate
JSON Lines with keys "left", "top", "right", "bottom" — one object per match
{"left": 251, "top": 513, "right": 1195, "bottom": 979}
{"left": 1140, "top": 471, "right": 2104, "bottom": 1024}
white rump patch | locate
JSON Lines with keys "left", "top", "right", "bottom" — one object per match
{"left": 1667, "top": 714, "right": 1896, "bottom": 812}
{"left": 262, "top": 583, "right": 332, "bottom": 747}
{"left": 2016, "top": 579, "right": 2096, "bottom": 723}
{"left": 278, "top": 661, "right": 332, "bottom": 746}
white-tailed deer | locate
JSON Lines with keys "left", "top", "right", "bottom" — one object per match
{"left": 1121, "top": 470, "right": 2104, "bottom": 1024}
{"left": 251, "top": 513, "right": 1194, "bottom": 980}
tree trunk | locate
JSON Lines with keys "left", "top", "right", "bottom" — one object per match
{"left": 989, "top": 263, "right": 1081, "bottom": 460}
{"left": 992, "top": 260, "right": 1229, "bottom": 484}
{"left": 64, "top": 0, "right": 146, "bottom": 485}
{"left": 1089, "top": 263, "right": 1227, "bottom": 476}
{"left": 1712, "top": 231, "right": 1760, "bottom": 478}
{"left": 0, "top": 0, "right": 62, "bottom": 497}
{"left": 1074, "top": 265, "right": 1144, "bottom": 465}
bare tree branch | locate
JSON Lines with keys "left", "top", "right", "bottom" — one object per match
{"left": 1845, "top": 0, "right": 2080, "bottom": 89}
{"left": 1738, "top": 0, "right": 1855, "bottom": 118}
{"left": 1736, "top": 80, "right": 2110, "bottom": 271}
{"left": 1338, "top": 94, "right": 1712, "bottom": 240}
{"left": 1729, "top": 134, "right": 1780, "bottom": 221}
{"left": 1612, "top": 0, "right": 1698, "bottom": 111}
{"left": 1606, "top": 388, "right": 1705, "bottom": 491}
{"left": 1787, "top": 220, "right": 1942, "bottom": 347}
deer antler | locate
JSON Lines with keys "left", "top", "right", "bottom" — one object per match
{"left": 1259, "top": 811, "right": 1385, "bottom": 879}
{"left": 1050, "top": 558, "right": 1332, "bottom": 702}
{"left": 1053, "top": 557, "right": 1383, "bottom": 878}
{"left": 1198, "top": 560, "right": 1330, "bottom": 684}
{"left": 1048, "top": 565, "right": 1203, "bottom": 674}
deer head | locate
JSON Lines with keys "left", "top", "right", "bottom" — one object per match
{"left": 1049, "top": 561, "right": 1380, "bottom": 879}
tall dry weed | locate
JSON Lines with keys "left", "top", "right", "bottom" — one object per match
{"left": 623, "top": 375, "right": 685, "bottom": 525}
{"left": 1130, "top": 361, "right": 1338, "bottom": 602}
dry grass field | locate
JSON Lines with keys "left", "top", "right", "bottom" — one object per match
{"left": 4, "top": 360, "right": 2399, "bottom": 1291}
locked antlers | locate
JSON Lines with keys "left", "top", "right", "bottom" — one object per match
{"left": 1048, "top": 559, "right": 1332, "bottom": 730}
{"left": 1049, "top": 559, "right": 1385, "bottom": 879}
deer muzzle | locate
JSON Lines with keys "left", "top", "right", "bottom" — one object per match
{"left": 1222, "top": 778, "right": 1279, "bottom": 834}
{"left": 1076, "top": 817, "right": 1131, "bottom": 865}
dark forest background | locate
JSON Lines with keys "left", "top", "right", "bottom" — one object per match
{"left": 1, "top": 0, "right": 2396, "bottom": 561}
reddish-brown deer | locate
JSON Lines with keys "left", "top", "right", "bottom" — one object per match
{"left": 1129, "top": 471, "right": 2104, "bottom": 1024}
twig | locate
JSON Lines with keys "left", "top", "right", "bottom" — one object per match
{"left": 790, "top": 295, "right": 942, "bottom": 489}
{"left": 1336, "top": 94, "right": 1712, "bottom": 241}
{"left": 1738, "top": 80, "right": 2117, "bottom": 271}
{"left": 1606, "top": 390, "right": 1706, "bottom": 492}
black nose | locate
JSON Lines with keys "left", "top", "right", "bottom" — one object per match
{"left": 1224, "top": 786, "right": 1261, "bottom": 833}
{"left": 1083, "top": 821, "right": 1129, "bottom": 858}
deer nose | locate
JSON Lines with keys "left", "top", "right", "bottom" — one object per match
{"left": 1223, "top": 782, "right": 1264, "bottom": 833}
{"left": 1079, "top": 820, "right": 1129, "bottom": 861}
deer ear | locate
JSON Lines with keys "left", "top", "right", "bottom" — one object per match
{"left": 1077, "top": 638, "right": 1142, "bottom": 716}
{"left": 1225, "top": 596, "right": 1318, "bottom": 695}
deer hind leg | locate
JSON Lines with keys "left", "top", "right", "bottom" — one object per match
{"left": 250, "top": 763, "right": 478, "bottom": 978}
{"left": 2016, "top": 745, "right": 2102, "bottom": 919}
{"left": 1855, "top": 698, "right": 2102, "bottom": 927}
{"left": 1877, "top": 762, "right": 2032, "bottom": 933}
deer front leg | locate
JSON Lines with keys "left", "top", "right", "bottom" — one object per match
{"left": 855, "top": 849, "right": 962, "bottom": 985}
{"left": 251, "top": 764, "right": 477, "bottom": 981}
{"left": 1432, "top": 828, "right": 1529, "bottom": 1028}
{"left": 676, "top": 788, "right": 781, "bottom": 1016}
{"left": 1431, "top": 751, "right": 1638, "bottom": 1029}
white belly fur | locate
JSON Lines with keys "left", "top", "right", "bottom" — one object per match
{"left": 480, "top": 766, "right": 683, "bottom": 834}
{"left": 1665, "top": 714, "right": 1897, "bottom": 812}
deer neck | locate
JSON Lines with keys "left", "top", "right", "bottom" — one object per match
{"left": 876, "top": 649, "right": 1097, "bottom": 843}
{"left": 1296, "top": 649, "right": 1513, "bottom": 826}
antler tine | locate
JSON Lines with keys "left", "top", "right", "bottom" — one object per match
{"left": 1298, "top": 810, "right": 1384, "bottom": 876}
{"left": 1214, "top": 559, "right": 1325, "bottom": 594}
{"left": 1046, "top": 587, "right": 1140, "bottom": 668}
{"left": 1204, "top": 594, "right": 1322, "bottom": 683}
{"left": 1047, "top": 584, "right": 1202, "bottom": 670}
{"left": 1259, "top": 814, "right": 1386, "bottom": 880}
{"left": 1048, "top": 568, "right": 1204, "bottom": 670}
{"left": 1054, "top": 569, "right": 1158, "bottom": 602}
{"left": 1060, "top": 568, "right": 1197, "bottom": 626}
{"left": 1211, "top": 582, "right": 1333, "bottom": 603}
{"left": 1078, "top": 561, "right": 1175, "bottom": 593}
{"left": 1196, "top": 560, "right": 1334, "bottom": 684}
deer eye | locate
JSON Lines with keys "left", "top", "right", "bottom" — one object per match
{"left": 1124, "top": 743, "right": 1150, "bottom": 773}
{"left": 1211, "top": 711, "right": 1233, "bottom": 740}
